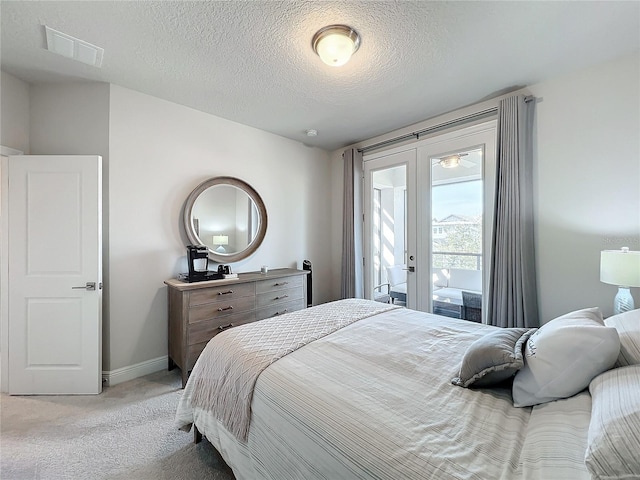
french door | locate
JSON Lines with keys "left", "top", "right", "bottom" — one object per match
{"left": 364, "top": 121, "right": 496, "bottom": 319}
{"left": 363, "top": 149, "right": 417, "bottom": 309}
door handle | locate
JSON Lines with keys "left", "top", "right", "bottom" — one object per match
{"left": 403, "top": 266, "right": 415, "bottom": 273}
{"left": 72, "top": 282, "right": 96, "bottom": 291}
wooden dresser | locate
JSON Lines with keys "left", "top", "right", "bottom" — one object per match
{"left": 165, "top": 268, "right": 308, "bottom": 387}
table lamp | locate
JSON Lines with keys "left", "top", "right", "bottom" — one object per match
{"left": 213, "top": 235, "right": 229, "bottom": 253}
{"left": 600, "top": 247, "right": 640, "bottom": 314}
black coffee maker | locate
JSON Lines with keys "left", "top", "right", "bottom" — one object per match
{"left": 185, "top": 245, "right": 223, "bottom": 282}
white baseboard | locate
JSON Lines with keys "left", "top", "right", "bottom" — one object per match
{"left": 102, "top": 355, "right": 168, "bottom": 387}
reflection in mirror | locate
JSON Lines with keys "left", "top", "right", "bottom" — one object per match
{"left": 192, "top": 185, "right": 259, "bottom": 255}
{"left": 183, "top": 176, "right": 268, "bottom": 263}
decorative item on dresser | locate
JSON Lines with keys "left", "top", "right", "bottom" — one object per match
{"left": 165, "top": 268, "right": 308, "bottom": 387}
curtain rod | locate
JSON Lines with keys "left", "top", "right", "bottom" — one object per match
{"left": 358, "top": 95, "right": 534, "bottom": 154}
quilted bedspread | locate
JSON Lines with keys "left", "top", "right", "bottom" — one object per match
{"left": 183, "top": 298, "right": 399, "bottom": 442}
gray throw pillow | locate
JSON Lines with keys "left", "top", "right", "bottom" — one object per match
{"left": 452, "top": 328, "right": 536, "bottom": 388}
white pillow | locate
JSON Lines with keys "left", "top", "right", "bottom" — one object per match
{"left": 585, "top": 365, "right": 640, "bottom": 480}
{"left": 448, "top": 268, "right": 482, "bottom": 292}
{"left": 604, "top": 309, "right": 640, "bottom": 366}
{"left": 512, "top": 307, "right": 620, "bottom": 407}
{"left": 433, "top": 268, "right": 449, "bottom": 288}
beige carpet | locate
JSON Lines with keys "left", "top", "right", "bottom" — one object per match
{"left": 0, "top": 370, "right": 235, "bottom": 480}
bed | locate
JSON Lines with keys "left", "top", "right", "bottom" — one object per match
{"left": 175, "top": 299, "right": 640, "bottom": 480}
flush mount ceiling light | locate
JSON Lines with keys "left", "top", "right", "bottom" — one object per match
{"left": 439, "top": 155, "right": 462, "bottom": 169}
{"left": 312, "top": 24, "right": 361, "bottom": 67}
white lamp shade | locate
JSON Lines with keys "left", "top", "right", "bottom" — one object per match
{"left": 212, "top": 235, "right": 229, "bottom": 246}
{"left": 600, "top": 249, "right": 640, "bottom": 287}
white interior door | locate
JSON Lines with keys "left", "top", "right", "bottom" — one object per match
{"left": 7, "top": 155, "right": 102, "bottom": 394}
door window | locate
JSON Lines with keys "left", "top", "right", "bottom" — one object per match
{"left": 371, "top": 165, "right": 407, "bottom": 306}
{"left": 431, "top": 147, "right": 484, "bottom": 319}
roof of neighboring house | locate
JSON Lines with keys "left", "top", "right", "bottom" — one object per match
{"left": 433, "top": 215, "right": 481, "bottom": 225}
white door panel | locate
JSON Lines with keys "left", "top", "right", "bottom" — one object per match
{"left": 417, "top": 122, "right": 497, "bottom": 317}
{"left": 7, "top": 155, "right": 102, "bottom": 394}
{"left": 364, "top": 148, "right": 417, "bottom": 310}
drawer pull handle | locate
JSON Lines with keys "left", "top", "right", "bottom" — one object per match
{"left": 218, "top": 323, "right": 234, "bottom": 331}
{"left": 274, "top": 282, "right": 289, "bottom": 286}
{"left": 273, "top": 309, "right": 289, "bottom": 317}
{"left": 218, "top": 290, "right": 234, "bottom": 295}
{"left": 274, "top": 294, "right": 289, "bottom": 300}
{"left": 217, "top": 306, "right": 234, "bottom": 312}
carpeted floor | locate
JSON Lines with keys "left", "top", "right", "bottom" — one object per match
{"left": 0, "top": 369, "right": 235, "bottom": 480}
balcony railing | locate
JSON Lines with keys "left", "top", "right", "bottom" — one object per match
{"left": 432, "top": 251, "right": 482, "bottom": 271}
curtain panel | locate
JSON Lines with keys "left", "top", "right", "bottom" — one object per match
{"left": 341, "top": 148, "right": 364, "bottom": 299}
{"left": 487, "top": 95, "right": 539, "bottom": 328}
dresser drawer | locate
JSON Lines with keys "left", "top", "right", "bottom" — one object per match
{"left": 256, "top": 299, "right": 305, "bottom": 320}
{"left": 256, "top": 275, "right": 303, "bottom": 294}
{"left": 188, "top": 282, "right": 255, "bottom": 306}
{"left": 188, "top": 311, "right": 257, "bottom": 345}
{"left": 188, "top": 295, "right": 255, "bottom": 324}
{"left": 256, "top": 285, "right": 303, "bottom": 309}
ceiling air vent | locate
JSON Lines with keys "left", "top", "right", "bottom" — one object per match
{"left": 44, "top": 25, "right": 104, "bottom": 67}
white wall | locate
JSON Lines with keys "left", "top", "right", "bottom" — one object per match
{"left": 1, "top": 71, "right": 30, "bottom": 153}
{"left": 530, "top": 53, "right": 639, "bottom": 320}
{"left": 331, "top": 52, "right": 640, "bottom": 321}
{"left": 30, "top": 83, "right": 110, "bottom": 158}
{"left": 108, "top": 85, "right": 331, "bottom": 371}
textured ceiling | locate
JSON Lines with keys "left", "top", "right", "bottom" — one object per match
{"left": 2, "top": 1, "right": 639, "bottom": 151}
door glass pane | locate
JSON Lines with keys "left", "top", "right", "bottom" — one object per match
{"left": 371, "top": 165, "right": 407, "bottom": 306}
{"left": 430, "top": 148, "right": 483, "bottom": 320}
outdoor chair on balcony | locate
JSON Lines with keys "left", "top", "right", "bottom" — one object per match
{"left": 461, "top": 291, "right": 482, "bottom": 323}
{"left": 373, "top": 282, "right": 391, "bottom": 304}
{"left": 386, "top": 265, "right": 407, "bottom": 305}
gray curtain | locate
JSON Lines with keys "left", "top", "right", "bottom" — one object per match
{"left": 487, "top": 95, "right": 539, "bottom": 328}
{"left": 341, "top": 148, "right": 364, "bottom": 299}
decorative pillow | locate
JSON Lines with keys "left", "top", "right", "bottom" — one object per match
{"left": 585, "top": 365, "right": 640, "bottom": 480}
{"left": 433, "top": 268, "right": 449, "bottom": 288}
{"left": 512, "top": 307, "right": 620, "bottom": 407}
{"left": 452, "top": 328, "right": 536, "bottom": 388}
{"left": 604, "top": 309, "right": 640, "bottom": 366}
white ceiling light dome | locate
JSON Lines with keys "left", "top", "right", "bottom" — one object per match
{"left": 439, "top": 155, "right": 461, "bottom": 168}
{"left": 312, "top": 25, "right": 361, "bottom": 67}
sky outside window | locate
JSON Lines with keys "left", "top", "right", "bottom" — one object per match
{"left": 432, "top": 181, "right": 481, "bottom": 219}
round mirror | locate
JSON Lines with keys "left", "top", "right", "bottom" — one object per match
{"left": 183, "top": 176, "right": 268, "bottom": 263}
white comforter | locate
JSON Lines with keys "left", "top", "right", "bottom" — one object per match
{"left": 176, "top": 301, "right": 592, "bottom": 480}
